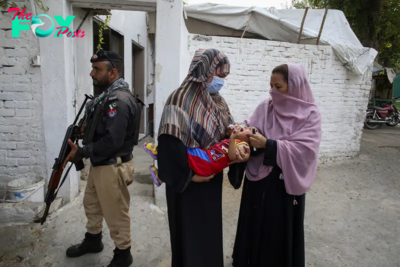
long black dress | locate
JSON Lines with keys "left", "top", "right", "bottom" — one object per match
{"left": 228, "top": 139, "right": 306, "bottom": 267}
{"left": 158, "top": 134, "right": 225, "bottom": 267}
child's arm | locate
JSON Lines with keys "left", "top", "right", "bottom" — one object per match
{"left": 228, "top": 133, "right": 237, "bottom": 161}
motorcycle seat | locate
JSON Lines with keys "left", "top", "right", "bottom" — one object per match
{"left": 369, "top": 106, "right": 385, "bottom": 110}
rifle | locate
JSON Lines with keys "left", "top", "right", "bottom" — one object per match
{"left": 35, "top": 94, "right": 93, "bottom": 225}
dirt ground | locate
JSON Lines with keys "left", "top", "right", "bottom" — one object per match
{"left": 0, "top": 127, "right": 399, "bottom": 267}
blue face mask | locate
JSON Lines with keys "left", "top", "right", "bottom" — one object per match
{"left": 206, "top": 76, "right": 225, "bottom": 94}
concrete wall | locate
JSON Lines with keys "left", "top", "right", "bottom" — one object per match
{"left": 73, "top": 7, "right": 94, "bottom": 112}
{"left": 0, "top": 3, "right": 47, "bottom": 195}
{"left": 154, "top": 0, "right": 185, "bottom": 139}
{"left": 185, "top": 35, "right": 372, "bottom": 161}
{"left": 98, "top": 10, "right": 149, "bottom": 135}
{"left": 38, "top": 0, "right": 79, "bottom": 202}
{"left": 153, "top": 0, "right": 185, "bottom": 209}
{"left": 147, "top": 34, "right": 155, "bottom": 104}
{"left": 179, "top": 21, "right": 191, "bottom": 83}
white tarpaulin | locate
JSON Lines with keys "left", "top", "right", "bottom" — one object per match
{"left": 184, "top": 3, "right": 378, "bottom": 75}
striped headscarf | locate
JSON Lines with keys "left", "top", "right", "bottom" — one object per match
{"left": 158, "top": 48, "right": 234, "bottom": 149}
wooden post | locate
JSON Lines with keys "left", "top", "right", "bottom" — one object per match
{"left": 316, "top": 9, "right": 329, "bottom": 45}
{"left": 241, "top": 12, "right": 253, "bottom": 39}
{"left": 297, "top": 7, "right": 309, "bottom": 44}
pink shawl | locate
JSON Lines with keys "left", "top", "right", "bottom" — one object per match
{"left": 244, "top": 64, "right": 322, "bottom": 196}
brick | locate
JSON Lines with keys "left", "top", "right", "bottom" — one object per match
{"left": 28, "top": 67, "right": 40, "bottom": 75}
{"left": 0, "top": 75, "right": 12, "bottom": 83}
{"left": 0, "top": 57, "right": 17, "bottom": 66}
{"left": 2, "top": 84, "right": 27, "bottom": 92}
{"left": 5, "top": 166, "right": 30, "bottom": 175}
{"left": 0, "top": 108, "right": 15, "bottom": 116}
{"left": 0, "top": 158, "right": 17, "bottom": 167}
{"left": 0, "top": 38, "right": 17, "bottom": 48}
{"left": 27, "top": 101, "right": 39, "bottom": 109}
{"left": 29, "top": 166, "right": 46, "bottom": 175}
{"left": 15, "top": 109, "right": 32, "bottom": 117}
{"left": 11, "top": 75, "right": 30, "bottom": 83}
{"left": 0, "top": 142, "right": 16, "bottom": 149}
{"left": 14, "top": 93, "right": 32, "bottom": 101}
{"left": 16, "top": 142, "right": 34, "bottom": 149}
{"left": 17, "top": 158, "right": 37, "bottom": 166}
{"left": 5, "top": 132, "right": 28, "bottom": 141}
{"left": 0, "top": 125, "right": 17, "bottom": 133}
{"left": 27, "top": 133, "right": 42, "bottom": 141}
{"left": 5, "top": 47, "right": 28, "bottom": 57}
{"left": 16, "top": 57, "right": 29, "bottom": 66}
{"left": 0, "top": 20, "right": 12, "bottom": 30}
{"left": 3, "top": 66, "right": 25, "bottom": 74}
{"left": 4, "top": 101, "right": 27, "bottom": 108}
{"left": 265, "top": 41, "right": 281, "bottom": 47}
{"left": 30, "top": 75, "right": 41, "bottom": 83}
{"left": 8, "top": 150, "right": 30, "bottom": 158}
{"left": 0, "top": 93, "right": 15, "bottom": 101}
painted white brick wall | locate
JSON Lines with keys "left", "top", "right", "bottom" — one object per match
{"left": 187, "top": 35, "right": 372, "bottom": 161}
{"left": 0, "top": 6, "right": 46, "bottom": 192}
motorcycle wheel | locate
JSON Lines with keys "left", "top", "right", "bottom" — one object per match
{"left": 385, "top": 116, "right": 400, "bottom": 127}
{"left": 364, "top": 113, "right": 380, "bottom": 130}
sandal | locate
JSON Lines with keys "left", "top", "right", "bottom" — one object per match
{"left": 143, "top": 142, "right": 158, "bottom": 160}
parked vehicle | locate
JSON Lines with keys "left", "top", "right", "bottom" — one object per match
{"left": 364, "top": 97, "right": 400, "bottom": 130}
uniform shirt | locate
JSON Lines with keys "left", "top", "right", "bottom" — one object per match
{"left": 77, "top": 89, "right": 140, "bottom": 166}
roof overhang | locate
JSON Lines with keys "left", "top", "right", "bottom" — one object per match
{"left": 70, "top": 0, "right": 156, "bottom": 12}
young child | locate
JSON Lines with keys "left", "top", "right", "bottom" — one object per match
{"left": 143, "top": 125, "right": 255, "bottom": 186}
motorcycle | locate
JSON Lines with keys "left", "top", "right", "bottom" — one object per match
{"left": 364, "top": 97, "right": 400, "bottom": 130}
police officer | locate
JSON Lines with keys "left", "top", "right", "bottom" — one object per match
{"left": 63, "top": 50, "right": 143, "bottom": 267}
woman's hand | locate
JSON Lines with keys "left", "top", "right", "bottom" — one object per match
{"left": 249, "top": 132, "right": 267, "bottom": 149}
{"left": 192, "top": 174, "right": 215, "bottom": 183}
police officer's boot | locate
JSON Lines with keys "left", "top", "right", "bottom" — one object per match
{"left": 66, "top": 232, "right": 104, "bottom": 257}
{"left": 107, "top": 247, "right": 133, "bottom": 267}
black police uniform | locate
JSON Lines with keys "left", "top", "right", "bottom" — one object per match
{"left": 76, "top": 51, "right": 144, "bottom": 164}
{"left": 66, "top": 50, "right": 144, "bottom": 267}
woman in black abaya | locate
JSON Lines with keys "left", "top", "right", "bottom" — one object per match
{"left": 157, "top": 48, "right": 249, "bottom": 267}
{"left": 228, "top": 64, "right": 322, "bottom": 267}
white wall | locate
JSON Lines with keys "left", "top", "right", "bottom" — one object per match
{"left": 73, "top": 7, "right": 94, "bottom": 110}
{"left": 153, "top": 0, "right": 185, "bottom": 209}
{"left": 39, "top": 0, "right": 79, "bottom": 201}
{"left": 179, "top": 20, "right": 191, "bottom": 82}
{"left": 147, "top": 34, "right": 155, "bottom": 104}
{"left": 98, "top": 11, "right": 149, "bottom": 134}
{"left": 185, "top": 35, "right": 372, "bottom": 161}
{"left": 0, "top": 2, "right": 47, "bottom": 195}
{"left": 0, "top": 0, "right": 94, "bottom": 201}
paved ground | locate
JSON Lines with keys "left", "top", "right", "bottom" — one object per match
{"left": 1, "top": 127, "right": 400, "bottom": 267}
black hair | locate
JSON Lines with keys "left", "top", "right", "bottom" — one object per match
{"left": 106, "top": 61, "right": 124, "bottom": 77}
{"left": 272, "top": 64, "right": 289, "bottom": 83}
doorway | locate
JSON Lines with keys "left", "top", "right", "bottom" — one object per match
{"left": 132, "top": 40, "right": 145, "bottom": 135}
{"left": 92, "top": 19, "right": 125, "bottom": 97}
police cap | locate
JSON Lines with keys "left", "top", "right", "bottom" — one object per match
{"left": 90, "top": 50, "right": 123, "bottom": 66}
